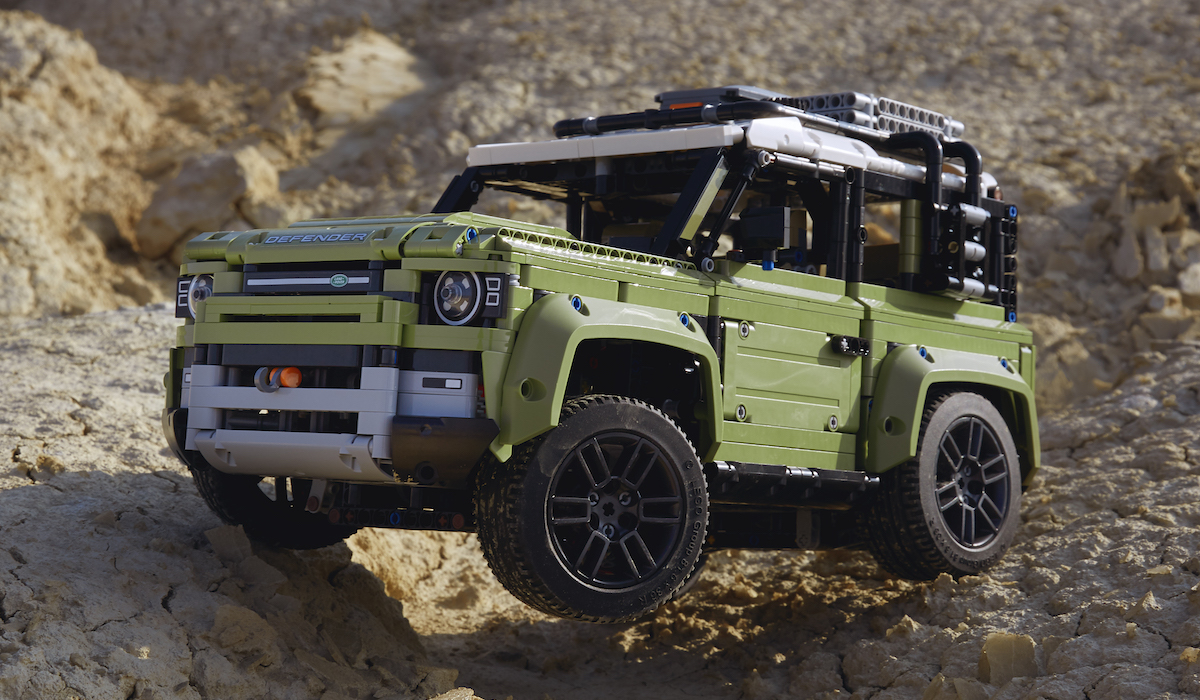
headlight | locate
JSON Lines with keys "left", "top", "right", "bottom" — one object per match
{"left": 434, "top": 271, "right": 482, "bottom": 325}
{"left": 183, "top": 274, "right": 214, "bottom": 319}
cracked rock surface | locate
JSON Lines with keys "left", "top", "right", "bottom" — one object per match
{"left": 9, "top": 307, "right": 1200, "bottom": 698}
{"left": 0, "top": 307, "right": 468, "bottom": 699}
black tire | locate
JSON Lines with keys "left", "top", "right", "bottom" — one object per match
{"left": 475, "top": 395, "right": 708, "bottom": 623}
{"left": 864, "top": 392, "right": 1021, "bottom": 580}
{"left": 668, "top": 550, "right": 709, "bottom": 601}
{"left": 188, "top": 454, "right": 358, "bottom": 550}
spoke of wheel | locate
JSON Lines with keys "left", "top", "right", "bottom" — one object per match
{"left": 961, "top": 506, "right": 976, "bottom": 545}
{"left": 980, "top": 454, "right": 1008, "bottom": 483}
{"left": 639, "top": 496, "right": 682, "bottom": 524}
{"left": 978, "top": 494, "right": 1004, "bottom": 533}
{"left": 619, "top": 439, "right": 658, "bottom": 490}
{"left": 550, "top": 495, "right": 592, "bottom": 526}
{"left": 940, "top": 434, "right": 963, "bottom": 467}
{"left": 626, "top": 531, "right": 656, "bottom": 573}
{"left": 935, "top": 482, "right": 960, "bottom": 511}
{"left": 575, "top": 531, "right": 610, "bottom": 582}
{"left": 968, "top": 418, "right": 984, "bottom": 460}
{"left": 618, "top": 538, "right": 643, "bottom": 580}
{"left": 575, "top": 439, "right": 610, "bottom": 487}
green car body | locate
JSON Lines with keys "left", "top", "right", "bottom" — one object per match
{"left": 164, "top": 85, "right": 1038, "bottom": 622}
{"left": 169, "top": 212, "right": 1037, "bottom": 479}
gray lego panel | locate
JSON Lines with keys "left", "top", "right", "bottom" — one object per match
{"left": 188, "top": 386, "right": 398, "bottom": 414}
{"left": 193, "top": 429, "right": 393, "bottom": 482}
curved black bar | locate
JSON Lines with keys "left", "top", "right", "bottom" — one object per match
{"left": 553, "top": 101, "right": 799, "bottom": 139}
{"left": 884, "top": 132, "right": 944, "bottom": 265}
{"left": 943, "top": 141, "right": 983, "bottom": 206}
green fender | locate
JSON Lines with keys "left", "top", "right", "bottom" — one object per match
{"left": 495, "top": 293, "right": 723, "bottom": 455}
{"left": 865, "top": 345, "right": 1040, "bottom": 482}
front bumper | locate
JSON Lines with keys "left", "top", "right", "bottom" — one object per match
{"left": 171, "top": 350, "right": 498, "bottom": 486}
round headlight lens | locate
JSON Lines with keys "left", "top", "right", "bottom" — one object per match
{"left": 187, "top": 274, "right": 214, "bottom": 319}
{"left": 434, "top": 271, "right": 481, "bottom": 326}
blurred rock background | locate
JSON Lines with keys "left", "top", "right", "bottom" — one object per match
{"left": 2, "top": 1, "right": 1200, "bottom": 698}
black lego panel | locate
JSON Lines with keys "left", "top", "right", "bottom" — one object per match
{"left": 220, "top": 344, "right": 363, "bottom": 368}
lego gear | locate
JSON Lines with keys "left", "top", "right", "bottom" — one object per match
{"left": 863, "top": 392, "right": 1021, "bottom": 580}
{"left": 475, "top": 395, "right": 707, "bottom": 623}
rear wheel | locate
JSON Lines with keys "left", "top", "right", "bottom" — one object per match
{"left": 865, "top": 392, "right": 1021, "bottom": 580}
{"left": 188, "top": 455, "right": 358, "bottom": 549}
{"left": 476, "top": 395, "right": 708, "bottom": 623}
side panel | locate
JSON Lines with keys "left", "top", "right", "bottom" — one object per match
{"left": 708, "top": 263, "right": 865, "bottom": 470}
{"left": 496, "top": 294, "right": 722, "bottom": 452}
{"left": 864, "top": 345, "right": 1040, "bottom": 478}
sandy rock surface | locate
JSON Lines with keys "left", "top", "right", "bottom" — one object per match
{"left": 0, "top": 308, "right": 472, "bottom": 699}
{"left": 12, "top": 308, "right": 1200, "bottom": 699}
{"left": 2, "top": 0, "right": 1200, "bottom": 698}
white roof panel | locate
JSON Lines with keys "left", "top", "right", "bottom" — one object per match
{"left": 467, "top": 124, "right": 744, "bottom": 167}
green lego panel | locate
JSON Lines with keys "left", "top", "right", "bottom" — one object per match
{"left": 713, "top": 421, "right": 857, "bottom": 470}
{"left": 497, "top": 293, "right": 722, "bottom": 450}
{"left": 720, "top": 319, "right": 863, "bottom": 437}
{"left": 863, "top": 344, "right": 1039, "bottom": 478}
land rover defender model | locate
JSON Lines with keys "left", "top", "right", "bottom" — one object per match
{"left": 163, "top": 85, "right": 1039, "bottom": 623}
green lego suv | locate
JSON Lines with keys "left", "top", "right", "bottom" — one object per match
{"left": 163, "top": 86, "right": 1038, "bottom": 622}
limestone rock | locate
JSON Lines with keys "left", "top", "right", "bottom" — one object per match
{"left": 1179, "top": 263, "right": 1200, "bottom": 304}
{"left": 296, "top": 29, "right": 429, "bottom": 131}
{"left": 978, "top": 632, "right": 1039, "bottom": 685}
{"left": 1143, "top": 226, "right": 1170, "bottom": 272}
{"left": 1131, "top": 197, "right": 1183, "bottom": 233}
{"left": 135, "top": 146, "right": 279, "bottom": 259}
{"left": 0, "top": 12, "right": 161, "bottom": 318}
{"left": 1113, "top": 226, "right": 1144, "bottom": 281}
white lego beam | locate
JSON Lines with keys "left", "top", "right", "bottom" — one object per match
{"left": 468, "top": 123, "right": 744, "bottom": 167}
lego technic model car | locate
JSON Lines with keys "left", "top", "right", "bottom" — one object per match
{"left": 164, "top": 85, "right": 1039, "bottom": 622}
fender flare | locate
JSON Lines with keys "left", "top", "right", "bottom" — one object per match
{"left": 865, "top": 345, "right": 1040, "bottom": 482}
{"left": 495, "top": 293, "right": 722, "bottom": 453}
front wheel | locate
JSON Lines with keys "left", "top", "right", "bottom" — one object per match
{"left": 476, "top": 395, "right": 708, "bottom": 623}
{"left": 864, "top": 392, "right": 1021, "bottom": 580}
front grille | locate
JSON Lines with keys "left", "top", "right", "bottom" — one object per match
{"left": 239, "top": 261, "right": 400, "bottom": 295}
{"left": 221, "top": 315, "right": 362, "bottom": 323}
{"left": 223, "top": 409, "right": 357, "bottom": 434}
{"left": 224, "top": 366, "right": 361, "bottom": 390}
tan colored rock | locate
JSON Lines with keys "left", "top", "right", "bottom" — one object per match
{"left": 297, "top": 29, "right": 429, "bottom": 131}
{"left": 1170, "top": 229, "right": 1200, "bottom": 269}
{"left": 1143, "top": 226, "right": 1170, "bottom": 272}
{"left": 923, "top": 674, "right": 989, "bottom": 700}
{"left": 1145, "top": 285, "right": 1183, "bottom": 313}
{"left": 978, "top": 632, "right": 1039, "bottom": 685}
{"left": 1178, "top": 263, "right": 1200, "bottom": 304}
{"left": 135, "top": 146, "right": 279, "bottom": 259}
{"left": 0, "top": 12, "right": 162, "bottom": 319}
{"left": 1139, "top": 311, "right": 1197, "bottom": 340}
{"left": 1113, "top": 226, "right": 1144, "bottom": 280}
{"left": 1131, "top": 197, "right": 1183, "bottom": 233}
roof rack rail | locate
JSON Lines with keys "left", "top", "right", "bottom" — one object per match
{"left": 554, "top": 85, "right": 963, "bottom": 142}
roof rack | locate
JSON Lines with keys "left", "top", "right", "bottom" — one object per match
{"left": 553, "top": 85, "right": 963, "bottom": 142}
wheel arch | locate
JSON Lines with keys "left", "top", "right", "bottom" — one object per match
{"left": 865, "top": 345, "right": 1039, "bottom": 485}
{"left": 494, "top": 293, "right": 722, "bottom": 458}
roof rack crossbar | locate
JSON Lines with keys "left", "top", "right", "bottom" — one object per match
{"left": 553, "top": 101, "right": 888, "bottom": 143}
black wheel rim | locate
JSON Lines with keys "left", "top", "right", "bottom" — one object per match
{"left": 934, "top": 416, "right": 1011, "bottom": 549}
{"left": 546, "top": 431, "right": 685, "bottom": 589}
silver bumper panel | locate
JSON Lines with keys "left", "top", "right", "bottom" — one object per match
{"left": 193, "top": 429, "right": 395, "bottom": 483}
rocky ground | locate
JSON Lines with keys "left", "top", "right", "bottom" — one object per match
{"left": 1, "top": 0, "right": 1200, "bottom": 698}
